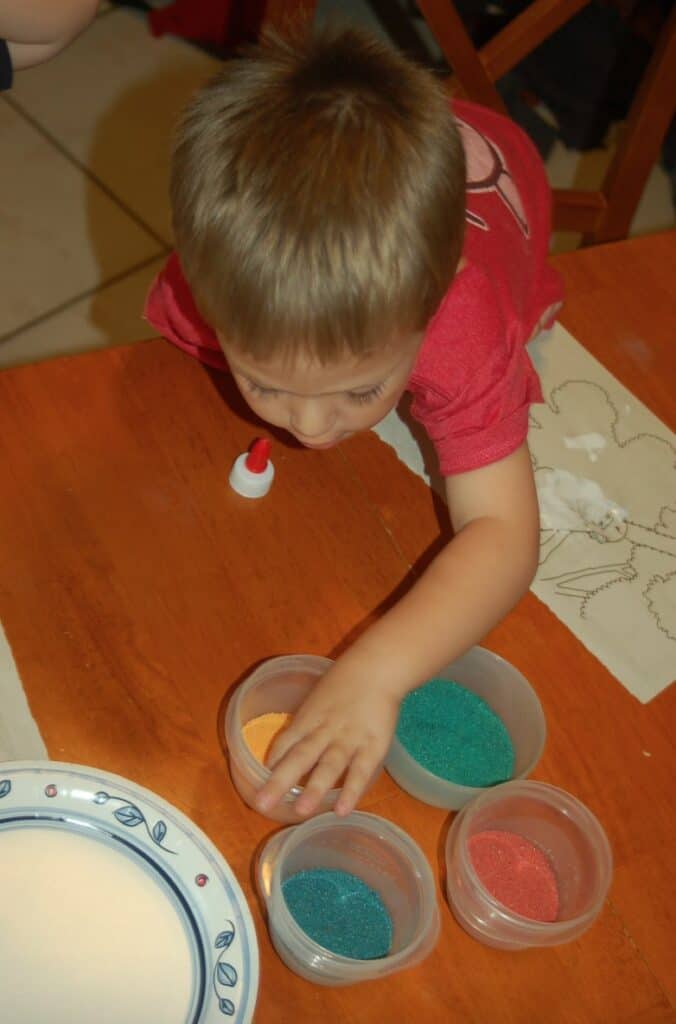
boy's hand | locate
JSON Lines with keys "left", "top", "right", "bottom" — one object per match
{"left": 254, "top": 664, "right": 400, "bottom": 817}
{"left": 253, "top": 445, "right": 540, "bottom": 820}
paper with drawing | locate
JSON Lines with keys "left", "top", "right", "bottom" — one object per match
{"left": 373, "top": 323, "right": 675, "bottom": 703}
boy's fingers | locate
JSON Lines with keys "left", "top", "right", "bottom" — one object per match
{"left": 265, "top": 727, "right": 301, "bottom": 770}
{"left": 255, "top": 735, "right": 326, "bottom": 812}
{"left": 265, "top": 714, "right": 328, "bottom": 769}
{"left": 293, "top": 747, "right": 349, "bottom": 817}
{"left": 334, "top": 750, "right": 376, "bottom": 816}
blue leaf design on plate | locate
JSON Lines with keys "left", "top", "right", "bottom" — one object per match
{"left": 94, "top": 791, "right": 109, "bottom": 804}
{"left": 0, "top": 780, "right": 11, "bottom": 798}
{"left": 218, "top": 998, "right": 235, "bottom": 1016}
{"left": 217, "top": 963, "right": 238, "bottom": 987}
{"left": 215, "top": 928, "right": 235, "bottom": 950}
{"left": 152, "top": 820, "right": 167, "bottom": 844}
{"left": 113, "top": 804, "right": 144, "bottom": 827}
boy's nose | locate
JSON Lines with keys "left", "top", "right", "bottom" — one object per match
{"left": 289, "top": 399, "right": 334, "bottom": 440}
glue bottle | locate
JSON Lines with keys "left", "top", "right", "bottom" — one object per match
{"left": 229, "top": 438, "right": 274, "bottom": 498}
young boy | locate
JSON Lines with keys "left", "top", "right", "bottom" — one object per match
{"left": 146, "top": 26, "right": 563, "bottom": 818}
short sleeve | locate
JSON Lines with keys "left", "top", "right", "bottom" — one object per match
{"left": 408, "top": 265, "right": 543, "bottom": 477}
{"left": 144, "top": 252, "right": 228, "bottom": 371}
{"left": 0, "top": 41, "right": 12, "bottom": 91}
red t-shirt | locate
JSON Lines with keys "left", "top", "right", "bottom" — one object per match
{"left": 145, "top": 100, "right": 563, "bottom": 476}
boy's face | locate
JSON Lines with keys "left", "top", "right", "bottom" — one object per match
{"left": 219, "top": 334, "right": 422, "bottom": 449}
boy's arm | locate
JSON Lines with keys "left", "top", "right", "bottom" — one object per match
{"left": 1, "top": 0, "right": 98, "bottom": 70}
{"left": 256, "top": 441, "right": 540, "bottom": 817}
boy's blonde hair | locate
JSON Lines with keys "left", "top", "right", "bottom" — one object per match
{"left": 171, "top": 26, "right": 465, "bottom": 362}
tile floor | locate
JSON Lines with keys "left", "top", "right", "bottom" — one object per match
{"left": 0, "top": 2, "right": 673, "bottom": 370}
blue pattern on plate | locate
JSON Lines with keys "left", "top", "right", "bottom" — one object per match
{"left": 213, "top": 923, "right": 238, "bottom": 1016}
{"left": 93, "top": 791, "right": 177, "bottom": 854}
{"left": 215, "top": 928, "right": 235, "bottom": 950}
{"left": 0, "top": 764, "right": 258, "bottom": 1023}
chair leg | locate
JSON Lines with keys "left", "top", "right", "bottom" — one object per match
{"left": 416, "top": 0, "right": 508, "bottom": 114}
{"left": 263, "top": 0, "right": 317, "bottom": 32}
{"left": 585, "top": 5, "right": 676, "bottom": 245}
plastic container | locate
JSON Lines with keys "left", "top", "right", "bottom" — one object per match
{"left": 223, "top": 655, "right": 368, "bottom": 823}
{"left": 445, "top": 780, "right": 613, "bottom": 950}
{"left": 257, "top": 811, "right": 440, "bottom": 985}
{"left": 385, "top": 646, "right": 546, "bottom": 809}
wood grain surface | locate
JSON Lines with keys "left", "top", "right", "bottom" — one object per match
{"left": 0, "top": 231, "right": 674, "bottom": 1022}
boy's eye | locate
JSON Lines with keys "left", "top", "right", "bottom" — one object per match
{"left": 245, "top": 379, "right": 278, "bottom": 398}
{"left": 347, "top": 384, "right": 385, "bottom": 405}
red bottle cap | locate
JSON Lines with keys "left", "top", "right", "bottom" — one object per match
{"left": 245, "top": 437, "right": 271, "bottom": 474}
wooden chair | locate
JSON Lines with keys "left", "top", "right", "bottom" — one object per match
{"left": 415, "top": 0, "right": 676, "bottom": 244}
{"left": 263, "top": 0, "right": 318, "bottom": 33}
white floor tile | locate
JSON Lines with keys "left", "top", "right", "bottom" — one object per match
{"left": 0, "top": 101, "right": 162, "bottom": 339}
{"left": 0, "top": 257, "right": 166, "bottom": 369}
{"left": 9, "top": 9, "right": 221, "bottom": 243}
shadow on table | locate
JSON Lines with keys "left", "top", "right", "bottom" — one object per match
{"left": 203, "top": 364, "right": 311, "bottom": 452}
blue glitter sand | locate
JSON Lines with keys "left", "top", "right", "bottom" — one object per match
{"left": 282, "top": 868, "right": 393, "bottom": 960}
{"left": 396, "top": 678, "right": 514, "bottom": 786}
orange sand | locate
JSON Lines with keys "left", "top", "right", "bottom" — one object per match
{"left": 242, "top": 711, "right": 342, "bottom": 788}
{"left": 242, "top": 711, "right": 292, "bottom": 765}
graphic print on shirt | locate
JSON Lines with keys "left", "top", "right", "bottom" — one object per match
{"left": 457, "top": 118, "right": 530, "bottom": 238}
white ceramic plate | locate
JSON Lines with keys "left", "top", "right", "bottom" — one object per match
{"left": 0, "top": 762, "right": 259, "bottom": 1024}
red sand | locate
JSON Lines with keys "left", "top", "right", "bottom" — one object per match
{"left": 468, "top": 829, "right": 560, "bottom": 922}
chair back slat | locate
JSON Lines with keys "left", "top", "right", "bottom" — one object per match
{"left": 480, "top": 0, "right": 590, "bottom": 81}
{"left": 416, "top": 0, "right": 676, "bottom": 244}
{"left": 416, "top": 0, "right": 508, "bottom": 113}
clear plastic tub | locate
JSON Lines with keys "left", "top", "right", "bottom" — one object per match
{"left": 223, "top": 655, "right": 378, "bottom": 823}
{"left": 445, "top": 780, "right": 613, "bottom": 950}
{"left": 385, "top": 646, "right": 546, "bottom": 809}
{"left": 257, "top": 811, "right": 440, "bottom": 985}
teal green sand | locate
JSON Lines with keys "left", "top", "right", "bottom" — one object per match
{"left": 282, "top": 868, "right": 392, "bottom": 960}
{"left": 396, "top": 679, "right": 514, "bottom": 786}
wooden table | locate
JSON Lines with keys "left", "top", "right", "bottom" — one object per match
{"left": 0, "top": 231, "right": 674, "bottom": 1023}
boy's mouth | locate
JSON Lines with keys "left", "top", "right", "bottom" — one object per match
{"left": 295, "top": 433, "right": 351, "bottom": 450}
{"left": 299, "top": 439, "right": 340, "bottom": 450}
